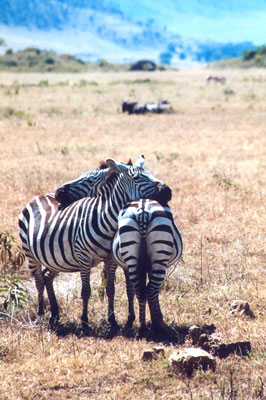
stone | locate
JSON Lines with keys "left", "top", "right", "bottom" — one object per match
{"left": 169, "top": 347, "right": 216, "bottom": 376}
{"left": 213, "top": 341, "right": 251, "bottom": 359}
{"left": 142, "top": 346, "right": 166, "bottom": 361}
{"left": 142, "top": 349, "right": 156, "bottom": 361}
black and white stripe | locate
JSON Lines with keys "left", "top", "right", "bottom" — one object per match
{"left": 19, "top": 164, "right": 110, "bottom": 324}
{"left": 111, "top": 199, "right": 182, "bottom": 332}
{"left": 19, "top": 158, "right": 171, "bottom": 329}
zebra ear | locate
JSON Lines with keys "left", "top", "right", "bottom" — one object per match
{"left": 135, "top": 154, "right": 145, "bottom": 167}
{"left": 105, "top": 159, "right": 129, "bottom": 174}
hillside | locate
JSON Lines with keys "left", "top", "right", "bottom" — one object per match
{"left": 214, "top": 45, "right": 266, "bottom": 69}
{"left": 0, "top": 47, "right": 88, "bottom": 72}
{"left": 0, "top": 0, "right": 259, "bottom": 65}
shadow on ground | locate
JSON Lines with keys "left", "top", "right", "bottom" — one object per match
{"left": 53, "top": 319, "right": 216, "bottom": 346}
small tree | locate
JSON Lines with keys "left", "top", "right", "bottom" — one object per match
{"left": 130, "top": 60, "right": 157, "bottom": 71}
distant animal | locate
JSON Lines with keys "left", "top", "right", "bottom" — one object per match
{"left": 157, "top": 99, "right": 173, "bottom": 113}
{"left": 122, "top": 101, "right": 147, "bottom": 114}
{"left": 111, "top": 199, "right": 183, "bottom": 333}
{"left": 206, "top": 75, "right": 226, "bottom": 84}
{"left": 122, "top": 99, "right": 173, "bottom": 114}
{"left": 122, "top": 101, "right": 138, "bottom": 114}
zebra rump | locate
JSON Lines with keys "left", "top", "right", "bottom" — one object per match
{"left": 112, "top": 199, "right": 182, "bottom": 331}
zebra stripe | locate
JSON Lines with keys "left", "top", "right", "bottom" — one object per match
{"left": 19, "top": 158, "right": 171, "bottom": 330}
{"left": 111, "top": 199, "right": 182, "bottom": 332}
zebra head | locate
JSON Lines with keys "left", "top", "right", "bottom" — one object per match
{"left": 106, "top": 156, "right": 172, "bottom": 204}
{"left": 55, "top": 164, "right": 110, "bottom": 209}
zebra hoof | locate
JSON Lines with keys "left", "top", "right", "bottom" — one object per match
{"left": 108, "top": 314, "right": 120, "bottom": 330}
{"left": 49, "top": 315, "right": 59, "bottom": 329}
{"left": 81, "top": 322, "right": 91, "bottom": 335}
{"left": 125, "top": 315, "right": 135, "bottom": 329}
{"left": 137, "top": 325, "right": 147, "bottom": 338}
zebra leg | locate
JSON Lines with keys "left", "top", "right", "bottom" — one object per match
{"left": 78, "top": 255, "right": 94, "bottom": 332}
{"left": 135, "top": 278, "right": 147, "bottom": 333}
{"left": 28, "top": 259, "right": 45, "bottom": 322}
{"left": 124, "top": 268, "right": 136, "bottom": 328}
{"left": 104, "top": 260, "right": 119, "bottom": 328}
{"left": 137, "top": 295, "right": 147, "bottom": 334}
{"left": 43, "top": 269, "right": 59, "bottom": 327}
{"left": 146, "top": 266, "right": 165, "bottom": 331}
{"left": 80, "top": 271, "right": 92, "bottom": 332}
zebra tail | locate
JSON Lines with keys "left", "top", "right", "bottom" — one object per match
{"left": 136, "top": 240, "right": 149, "bottom": 302}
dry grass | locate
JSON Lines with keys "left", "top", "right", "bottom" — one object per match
{"left": 0, "top": 67, "right": 265, "bottom": 399}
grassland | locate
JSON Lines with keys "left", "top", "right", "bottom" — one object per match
{"left": 0, "top": 67, "right": 265, "bottom": 399}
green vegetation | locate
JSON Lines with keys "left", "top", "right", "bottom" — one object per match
{"left": 0, "top": 107, "right": 30, "bottom": 119}
{"left": 214, "top": 44, "right": 266, "bottom": 68}
{"left": 0, "top": 231, "right": 27, "bottom": 315}
{"left": 0, "top": 47, "right": 88, "bottom": 72}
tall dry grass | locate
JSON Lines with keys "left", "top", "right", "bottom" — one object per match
{"left": 0, "top": 68, "right": 265, "bottom": 399}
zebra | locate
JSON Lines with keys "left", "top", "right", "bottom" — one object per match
{"left": 111, "top": 199, "right": 183, "bottom": 333}
{"left": 19, "top": 157, "right": 172, "bottom": 330}
{"left": 18, "top": 162, "right": 112, "bottom": 324}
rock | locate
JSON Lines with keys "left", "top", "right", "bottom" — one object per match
{"left": 213, "top": 341, "right": 251, "bottom": 359}
{"left": 141, "top": 348, "right": 157, "bottom": 361}
{"left": 169, "top": 347, "right": 216, "bottom": 376}
{"left": 230, "top": 300, "right": 255, "bottom": 318}
{"left": 142, "top": 349, "right": 155, "bottom": 361}
{"left": 142, "top": 346, "right": 165, "bottom": 361}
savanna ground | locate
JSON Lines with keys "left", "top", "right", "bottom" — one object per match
{"left": 0, "top": 67, "right": 265, "bottom": 399}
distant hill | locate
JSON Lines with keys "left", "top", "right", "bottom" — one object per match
{"left": 0, "top": 47, "right": 88, "bottom": 72}
{"left": 214, "top": 45, "right": 266, "bottom": 69}
{"left": 0, "top": 0, "right": 261, "bottom": 65}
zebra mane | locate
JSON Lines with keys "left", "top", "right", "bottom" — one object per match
{"left": 104, "top": 158, "right": 133, "bottom": 184}
{"left": 98, "top": 159, "right": 133, "bottom": 170}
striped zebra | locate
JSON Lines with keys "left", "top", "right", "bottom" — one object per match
{"left": 19, "top": 157, "right": 171, "bottom": 330}
{"left": 19, "top": 162, "right": 111, "bottom": 324}
{"left": 111, "top": 199, "right": 182, "bottom": 332}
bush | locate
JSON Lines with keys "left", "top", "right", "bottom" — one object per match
{"left": 257, "top": 45, "right": 266, "bottom": 55}
{"left": 0, "top": 231, "right": 27, "bottom": 314}
{"left": 130, "top": 59, "right": 157, "bottom": 71}
{"left": 3, "top": 60, "right": 17, "bottom": 67}
{"left": 44, "top": 56, "right": 55, "bottom": 65}
{"left": 243, "top": 49, "right": 257, "bottom": 61}
{"left": 98, "top": 59, "right": 109, "bottom": 68}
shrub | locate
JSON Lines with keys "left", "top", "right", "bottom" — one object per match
{"left": 98, "top": 59, "right": 109, "bottom": 67}
{"left": 38, "top": 80, "right": 49, "bottom": 87}
{"left": 3, "top": 60, "right": 17, "bottom": 67}
{"left": 0, "top": 231, "right": 27, "bottom": 314}
{"left": 243, "top": 49, "right": 257, "bottom": 61}
{"left": 130, "top": 59, "right": 157, "bottom": 71}
{"left": 44, "top": 56, "right": 55, "bottom": 65}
